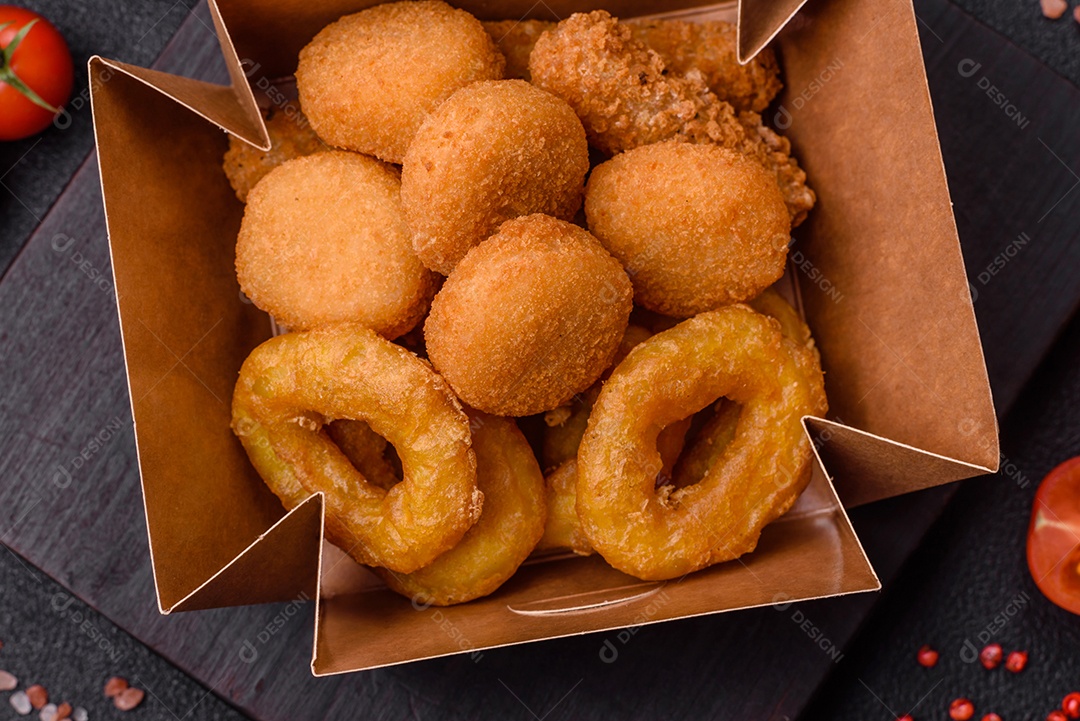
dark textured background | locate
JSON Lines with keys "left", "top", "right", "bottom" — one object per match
{"left": 0, "top": 1, "right": 1078, "bottom": 720}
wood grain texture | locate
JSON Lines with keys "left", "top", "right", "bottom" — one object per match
{"left": 0, "top": 1, "right": 1074, "bottom": 720}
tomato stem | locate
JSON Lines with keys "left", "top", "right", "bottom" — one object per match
{"left": 0, "top": 18, "right": 61, "bottom": 114}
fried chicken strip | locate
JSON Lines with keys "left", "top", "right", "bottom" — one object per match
{"left": 484, "top": 18, "right": 782, "bottom": 113}
{"left": 529, "top": 11, "right": 814, "bottom": 226}
{"left": 626, "top": 19, "right": 781, "bottom": 114}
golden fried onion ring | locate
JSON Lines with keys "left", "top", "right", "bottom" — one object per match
{"left": 375, "top": 411, "right": 546, "bottom": 605}
{"left": 231, "top": 323, "right": 481, "bottom": 574}
{"left": 576, "top": 305, "right": 827, "bottom": 580}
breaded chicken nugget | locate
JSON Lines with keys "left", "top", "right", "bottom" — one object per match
{"left": 484, "top": 18, "right": 781, "bottom": 113}
{"left": 236, "top": 151, "right": 437, "bottom": 338}
{"left": 296, "top": 1, "right": 505, "bottom": 164}
{"left": 425, "top": 215, "right": 632, "bottom": 416}
{"left": 626, "top": 20, "right": 782, "bottom": 113}
{"left": 585, "top": 142, "right": 790, "bottom": 316}
{"left": 401, "top": 80, "right": 589, "bottom": 275}
{"left": 483, "top": 19, "right": 551, "bottom": 81}
{"left": 530, "top": 11, "right": 814, "bottom": 226}
{"left": 223, "top": 109, "right": 326, "bottom": 202}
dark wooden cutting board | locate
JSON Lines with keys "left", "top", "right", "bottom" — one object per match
{"left": 0, "top": 0, "right": 1076, "bottom": 719}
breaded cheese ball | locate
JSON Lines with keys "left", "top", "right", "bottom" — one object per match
{"left": 401, "top": 80, "right": 589, "bottom": 275}
{"left": 236, "top": 151, "right": 437, "bottom": 338}
{"left": 585, "top": 142, "right": 790, "bottom": 316}
{"left": 295, "top": 1, "right": 505, "bottom": 164}
{"left": 425, "top": 215, "right": 632, "bottom": 416}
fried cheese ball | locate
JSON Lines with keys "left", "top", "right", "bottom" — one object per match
{"left": 586, "top": 142, "right": 789, "bottom": 316}
{"left": 425, "top": 214, "right": 632, "bottom": 416}
{"left": 296, "top": 1, "right": 505, "bottom": 164}
{"left": 401, "top": 80, "right": 589, "bottom": 275}
{"left": 484, "top": 18, "right": 782, "bottom": 113}
{"left": 223, "top": 110, "right": 327, "bottom": 202}
{"left": 626, "top": 20, "right": 782, "bottom": 114}
{"left": 236, "top": 151, "right": 437, "bottom": 337}
{"left": 529, "top": 11, "right": 814, "bottom": 225}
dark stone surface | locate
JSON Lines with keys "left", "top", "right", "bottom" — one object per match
{"left": 0, "top": 550, "right": 246, "bottom": 720}
{"left": 0, "top": 0, "right": 198, "bottom": 274}
{"left": 951, "top": 0, "right": 1080, "bottom": 89}
{"left": 804, "top": 312, "right": 1080, "bottom": 721}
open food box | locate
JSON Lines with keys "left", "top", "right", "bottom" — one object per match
{"left": 89, "top": 0, "right": 1000, "bottom": 673}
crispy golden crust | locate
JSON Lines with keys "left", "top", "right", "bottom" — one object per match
{"left": 375, "top": 412, "right": 546, "bottom": 605}
{"left": 576, "top": 305, "right": 828, "bottom": 580}
{"left": 483, "top": 18, "right": 782, "bottom": 113}
{"left": 231, "top": 323, "right": 482, "bottom": 574}
{"left": 296, "top": 1, "right": 505, "bottom": 164}
{"left": 626, "top": 20, "right": 782, "bottom": 113}
{"left": 529, "top": 11, "right": 813, "bottom": 225}
{"left": 538, "top": 415, "right": 690, "bottom": 555}
{"left": 223, "top": 110, "right": 326, "bottom": 202}
{"left": 483, "top": 19, "right": 553, "bottom": 81}
{"left": 425, "top": 214, "right": 632, "bottom": 416}
{"left": 586, "top": 142, "right": 790, "bottom": 316}
{"left": 401, "top": 80, "right": 589, "bottom": 275}
{"left": 235, "top": 151, "right": 438, "bottom": 337}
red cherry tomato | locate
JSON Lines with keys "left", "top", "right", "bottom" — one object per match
{"left": 1028, "top": 456, "right": 1080, "bottom": 615}
{"left": 0, "top": 5, "right": 73, "bottom": 141}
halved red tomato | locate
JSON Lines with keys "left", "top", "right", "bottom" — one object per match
{"left": 1027, "top": 456, "right": 1080, "bottom": 615}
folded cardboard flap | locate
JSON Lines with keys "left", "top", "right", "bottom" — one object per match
{"left": 90, "top": 57, "right": 284, "bottom": 609}
{"left": 169, "top": 494, "right": 323, "bottom": 613}
{"left": 311, "top": 459, "right": 877, "bottom": 675}
{"left": 773, "top": 0, "right": 999, "bottom": 495}
{"left": 89, "top": 0, "right": 995, "bottom": 672}
{"left": 737, "top": 0, "right": 811, "bottom": 63}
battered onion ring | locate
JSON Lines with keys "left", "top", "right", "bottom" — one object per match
{"left": 672, "top": 290, "right": 817, "bottom": 488}
{"left": 537, "top": 459, "right": 591, "bottom": 554}
{"left": 538, "top": 323, "right": 687, "bottom": 555}
{"left": 296, "top": 1, "right": 504, "bottom": 163}
{"left": 374, "top": 411, "right": 546, "bottom": 605}
{"left": 425, "top": 214, "right": 632, "bottom": 416}
{"left": 538, "top": 418, "right": 690, "bottom": 555}
{"left": 586, "top": 141, "right": 790, "bottom": 316}
{"left": 235, "top": 151, "right": 437, "bottom": 337}
{"left": 576, "top": 305, "right": 828, "bottom": 580}
{"left": 222, "top": 109, "right": 326, "bottom": 202}
{"left": 231, "top": 323, "right": 482, "bottom": 574}
{"left": 401, "top": 80, "right": 589, "bottom": 275}
{"left": 327, "top": 420, "right": 401, "bottom": 491}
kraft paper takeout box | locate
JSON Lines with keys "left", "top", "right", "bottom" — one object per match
{"left": 89, "top": 0, "right": 1000, "bottom": 674}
